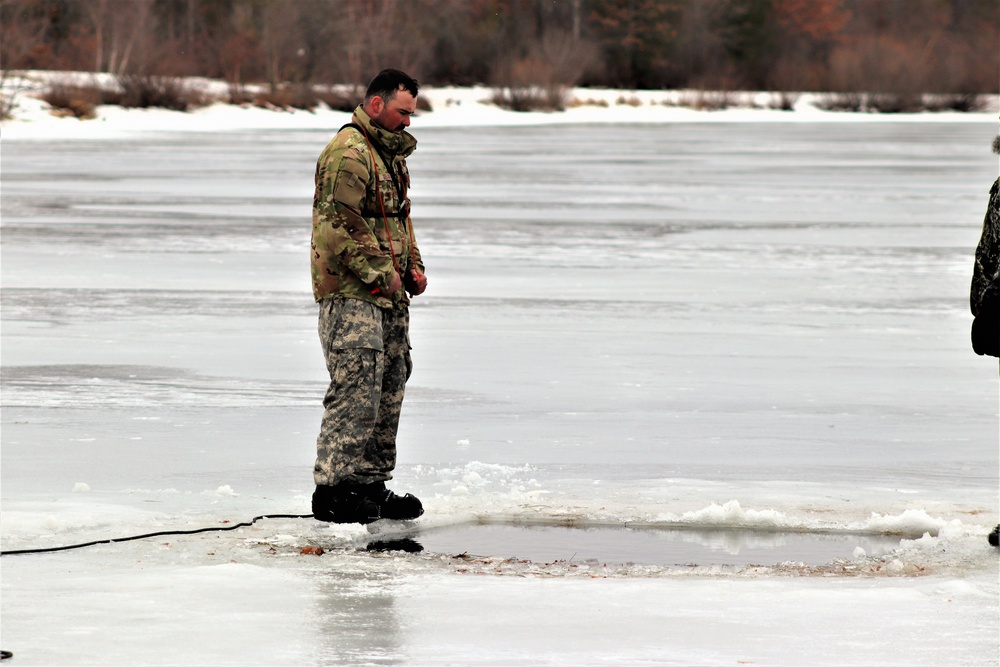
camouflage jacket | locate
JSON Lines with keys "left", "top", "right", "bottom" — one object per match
{"left": 311, "top": 106, "right": 423, "bottom": 307}
{"left": 971, "top": 178, "right": 1000, "bottom": 316}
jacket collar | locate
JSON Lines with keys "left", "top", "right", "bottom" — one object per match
{"left": 352, "top": 105, "right": 417, "bottom": 159}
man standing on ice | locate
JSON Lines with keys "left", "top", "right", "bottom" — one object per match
{"left": 309, "top": 69, "right": 427, "bottom": 524}
{"left": 970, "top": 133, "right": 1000, "bottom": 547}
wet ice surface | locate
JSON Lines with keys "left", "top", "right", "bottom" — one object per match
{"left": 2, "top": 122, "right": 999, "bottom": 666}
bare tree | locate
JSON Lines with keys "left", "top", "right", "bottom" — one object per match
{"left": 90, "top": 0, "right": 155, "bottom": 76}
{"left": 260, "top": 0, "right": 302, "bottom": 88}
{"left": 0, "top": 0, "right": 49, "bottom": 118}
{"left": 331, "top": 0, "right": 418, "bottom": 94}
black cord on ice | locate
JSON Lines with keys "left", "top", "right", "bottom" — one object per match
{"left": 0, "top": 513, "right": 314, "bottom": 556}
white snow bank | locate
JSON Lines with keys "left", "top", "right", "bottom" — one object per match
{"left": 2, "top": 70, "right": 997, "bottom": 142}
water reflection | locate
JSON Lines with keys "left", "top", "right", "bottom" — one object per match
{"left": 313, "top": 570, "right": 405, "bottom": 666}
{"left": 366, "top": 538, "right": 425, "bottom": 554}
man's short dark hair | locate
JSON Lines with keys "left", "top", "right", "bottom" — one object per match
{"left": 365, "top": 69, "right": 419, "bottom": 104}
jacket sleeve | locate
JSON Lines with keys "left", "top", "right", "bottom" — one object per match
{"left": 971, "top": 179, "right": 1000, "bottom": 316}
{"left": 314, "top": 147, "right": 397, "bottom": 291}
{"left": 409, "top": 225, "right": 425, "bottom": 274}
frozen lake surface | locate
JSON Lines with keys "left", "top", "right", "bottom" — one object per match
{"left": 2, "top": 120, "right": 998, "bottom": 666}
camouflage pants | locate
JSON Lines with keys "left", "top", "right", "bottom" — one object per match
{"left": 313, "top": 297, "right": 412, "bottom": 486}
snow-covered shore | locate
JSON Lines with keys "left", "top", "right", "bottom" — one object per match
{"left": 2, "top": 70, "right": 997, "bottom": 141}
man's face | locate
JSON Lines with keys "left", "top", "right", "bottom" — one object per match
{"left": 372, "top": 88, "right": 417, "bottom": 134}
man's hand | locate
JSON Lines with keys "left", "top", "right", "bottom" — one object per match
{"left": 371, "top": 270, "right": 403, "bottom": 296}
{"left": 404, "top": 269, "right": 427, "bottom": 296}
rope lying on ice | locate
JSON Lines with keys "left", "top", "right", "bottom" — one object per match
{"left": 0, "top": 513, "right": 314, "bottom": 556}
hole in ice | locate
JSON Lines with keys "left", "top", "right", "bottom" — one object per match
{"left": 366, "top": 523, "right": 902, "bottom": 567}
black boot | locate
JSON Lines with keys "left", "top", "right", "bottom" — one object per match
{"left": 363, "top": 482, "right": 424, "bottom": 520}
{"left": 989, "top": 524, "right": 999, "bottom": 547}
{"left": 312, "top": 484, "right": 380, "bottom": 524}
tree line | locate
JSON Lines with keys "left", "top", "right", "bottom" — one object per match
{"left": 2, "top": 0, "right": 997, "bottom": 97}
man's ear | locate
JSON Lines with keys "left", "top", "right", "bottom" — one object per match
{"left": 370, "top": 95, "right": 384, "bottom": 115}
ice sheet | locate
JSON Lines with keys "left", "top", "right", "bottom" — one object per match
{"left": 2, "top": 108, "right": 998, "bottom": 665}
